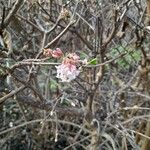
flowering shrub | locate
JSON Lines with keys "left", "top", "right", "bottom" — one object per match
{"left": 56, "top": 53, "right": 81, "bottom": 82}
{"left": 43, "top": 49, "right": 82, "bottom": 82}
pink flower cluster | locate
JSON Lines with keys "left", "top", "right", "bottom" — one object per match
{"left": 56, "top": 53, "right": 80, "bottom": 82}
{"left": 43, "top": 48, "right": 81, "bottom": 82}
{"left": 43, "top": 48, "right": 63, "bottom": 58}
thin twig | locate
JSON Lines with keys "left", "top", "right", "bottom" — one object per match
{"left": 0, "top": 119, "right": 91, "bottom": 136}
{"left": 0, "top": 85, "right": 26, "bottom": 104}
{"left": 3, "top": 0, "right": 24, "bottom": 28}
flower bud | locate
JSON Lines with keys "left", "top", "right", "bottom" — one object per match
{"left": 52, "top": 48, "right": 63, "bottom": 58}
{"left": 43, "top": 48, "right": 52, "bottom": 57}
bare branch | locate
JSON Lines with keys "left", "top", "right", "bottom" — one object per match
{"left": 3, "top": 0, "right": 25, "bottom": 29}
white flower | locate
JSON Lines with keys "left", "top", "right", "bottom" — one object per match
{"left": 56, "top": 63, "right": 80, "bottom": 82}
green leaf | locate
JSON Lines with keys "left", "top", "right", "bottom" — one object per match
{"left": 88, "top": 58, "right": 98, "bottom": 65}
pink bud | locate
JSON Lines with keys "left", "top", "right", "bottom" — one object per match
{"left": 68, "top": 53, "right": 80, "bottom": 61}
{"left": 52, "top": 48, "right": 63, "bottom": 58}
{"left": 43, "top": 48, "right": 52, "bottom": 57}
{"left": 63, "top": 53, "right": 80, "bottom": 65}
